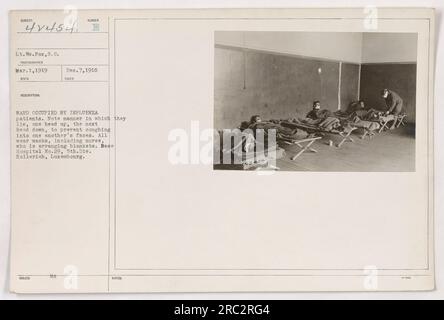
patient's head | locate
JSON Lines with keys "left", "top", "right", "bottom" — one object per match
{"left": 240, "top": 121, "right": 250, "bottom": 130}
{"left": 250, "top": 115, "right": 261, "bottom": 124}
{"left": 312, "top": 101, "right": 321, "bottom": 110}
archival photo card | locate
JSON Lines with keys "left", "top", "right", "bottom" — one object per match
{"left": 9, "top": 8, "right": 435, "bottom": 293}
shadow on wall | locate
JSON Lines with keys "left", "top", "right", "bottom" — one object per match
{"left": 359, "top": 63, "right": 417, "bottom": 124}
{"left": 341, "top": 63, "right": 360, "bottom": 111}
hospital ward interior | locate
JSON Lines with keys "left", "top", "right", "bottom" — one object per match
{"left": 213, "top": 32, "right": 417, "bottom": 172}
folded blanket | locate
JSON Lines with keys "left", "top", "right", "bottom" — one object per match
{"left": 318, "top": 117, "right": 340, "bottom": 131}
{"left": 379, "top": 114, "right": 396, "bottom": 122}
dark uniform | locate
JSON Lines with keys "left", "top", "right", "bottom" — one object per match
{"left": 306, "top": 109, "right": 321, "bottom": 120}
{"left": 347, "top": 100, "right": 363, "bottom": 114}
{"left": 306, "top": 109, "right": 332, "bottom": 120}
{"left": 384, "top": 90, "right": 403, "bottom": 116}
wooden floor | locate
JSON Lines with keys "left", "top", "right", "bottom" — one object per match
{"left": 276, "top": 125, "right": 416, "bottom": 172}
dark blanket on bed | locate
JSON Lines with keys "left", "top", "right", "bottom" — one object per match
{"left": 242, "top": 121, "right": 309, "bottom": 141}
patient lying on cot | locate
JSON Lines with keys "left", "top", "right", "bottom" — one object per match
{"left": 242, "top": 115, "right": 308, "bottom": 140}
{"left": 340, "top": 101, "right": 380, "bottom": 131}
{"left": 304, "top": 100, "right": 342, "bottom": 131}
{"left": 337, "top": 100, "right": 377, "bottom": 120}
{"left": 349, "top": 100, "right": 401, "bottom": 128}
{"left": 222, "top": 115, "right": 308, "bottom": 155}
{"left": 348, "top": 101, "right": 380, "bottom": 120}
{"left": 349, "top": 100, "right": 399, "bottom": 123}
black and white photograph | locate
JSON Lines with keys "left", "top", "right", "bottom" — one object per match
{"left": 3, "top": 5, "right": 438, "bottom": 298}
{"left": 214, "top": 31, "right": 417, "bottom": 171}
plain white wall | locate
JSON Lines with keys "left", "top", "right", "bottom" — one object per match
{"left": 215, "top": 31, "right": 418, "bottom": 64}
{"left": 361, "top": 32, "right": 418, "bottom": 63}
{"left": 215, "top": 31, "right": 363, "bottom": 63}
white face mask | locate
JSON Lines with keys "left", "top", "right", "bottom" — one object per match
{"left": 383, "top": 92, "right": 389, "bottom": 98}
